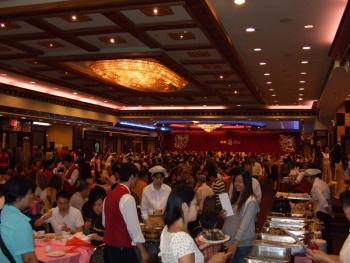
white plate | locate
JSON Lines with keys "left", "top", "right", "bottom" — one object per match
{"left": 199, "top": 234, "right": 230, "bottom": 244}
{"left": 47, "top": 250, "right": 65, "bottom": 257}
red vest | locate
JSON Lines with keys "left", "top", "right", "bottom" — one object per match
{"left": 103, "top": 184, "right": 135, "bottom": 248}
{"left": 62, "top": 165, "right": 78, "bottom": 194}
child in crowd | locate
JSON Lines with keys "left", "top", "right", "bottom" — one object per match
{"left": 194, "top": 212, "right": 222, "bottom": 263}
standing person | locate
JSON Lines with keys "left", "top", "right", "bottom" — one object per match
{"left": 250, "top": 156, "right": 263, "bottom": 182}
{"left": 221, "top": 171, "right": 260, "bottom": 263}
{"left": 208, "top": 168, "right": 226, "bottom": 211}
{"left": 35, "top": 145, "right": 44, "bottom": 161}
{"left": 303, "top": 169, "right": 335, "bottom": 254}
{"left": 94, "top": 152, "right": 103, "bottom": 184}
{"left": 131, "top": 170, "right": 148, "bottom": 203}
{"left": 0, "top": 175, "right": 39, "bottom": 263}
{"left": 196, "top": 174, "right": 214, "bottom": 212}
{"left": 60, "top": 154, "right": 79, "bottom": 195}
{"left": 322, "top": 146, "right": 332, "bottom": 183}
{"left": 141, "top": 165, "right": 171, "bottom": 228}
{"left": 70, "top": 181, "right": 91, "bottom": 211}
{"left": 307, "top": 189, "right": 350, "bottom": 263}
{"left": 269, "top": 156, "right": 280, "bottom": 190}
{"left": 0, "top": 148, "right": 9, "bottom": 172}
{"left": 76, "top": 151, "right": 92, "bottom": 182}
{"left": 330, "top": 144, "right": 342, "bottom": 181}
{"left": 159, "top": 184, "right": 231, "bottom": 263}
{"left": 103, "top": 162, "right": 149, "bottom": 263}
{"left": 42, "top": 159, "right": 55, "bottom": 181}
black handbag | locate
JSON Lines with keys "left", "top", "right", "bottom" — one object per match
{"left": 0, "top": 209, "right": 16, "bottom": 263}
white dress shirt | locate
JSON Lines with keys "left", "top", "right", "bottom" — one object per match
{"left": 141, "top": 183, "right": 171, "bottom": 220}
{"left": 311, "top": 177, "right": 331, "bottom": 214}
{"left": 196, "top": 183, "right": 214, "bottom": 210}
{"left": 251, "top": 162, "right": 263, "bottom": 177}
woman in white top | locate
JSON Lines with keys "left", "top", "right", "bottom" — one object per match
{"left": 307, "top": 189, "right": 350, "bottom": 263}
{"left": 159, "top": 185, "right": 231, "bottom": 263}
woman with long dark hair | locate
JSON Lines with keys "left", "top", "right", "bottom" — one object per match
{"left": 221, "top": 171, "right": 260, "bottom": 263}
{"left": 159, "top": 185, "right": 230, "bottom": 263}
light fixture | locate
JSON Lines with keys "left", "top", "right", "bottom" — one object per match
{"left": 303, "top": 46, "right": 311, "bottom": 50}
{"left": 269, "top": 88, "right": 274, "bottom": 91}
{"left": 264, "top": 73, "right": 270, "bottom": 76}
{"left": 271, "top": 94, "right": 276, "bottom": 96}
{"left": 254, "top": 48, "right": 261, "bottom": 51}
{"left": 300, "top": 72, "right": 306, "bottom": 74}
{"left": 304, "top": 25, "right": 313, "bottom": 28}
{"left": 301, "top": 61, "right": 308, "bottom": 64}
{"left": 300, "top": 81, "right": 305, "bottom": 83}
{"left": 246, "top": 28, "right": 255, "bottom": 32}
{"left": 90, "top": 59, "right": 188, "bottom": 92}
{"left": 299, "top": 88, "right": 305, "bottom": 90}
{"left": 260, "top": 62, "right": 266, "bottom": 65}
{"left": 33, "top": 122, "right": 51, "bottom": 126}
{"left": 298, "top": 98, "right": 303, "bottom": 100}
{"left": 266, "top": 82, "right": 272, "bottom": 84}
{"left": 234, "top": 0, "right": 245, "bottom": 4}
{"left": 195, "top": 123, "right": 223, "bottom": 132}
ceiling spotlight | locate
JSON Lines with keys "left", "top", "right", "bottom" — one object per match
{"left": 110, "top": 38, "right": 115, "bottom": 43}
{"left": 266, "top": 82, "right": 272, "bottom": 84}
{"left": 73, "top": 92, "right": 77, "bottom": 95}
{"left": 303, "top": 46, "right": 311, "bottom": 50}
{"left": 274, "top": 101, "right": 278, "bottom": 102}
{"left": 71, "top": 15, "right": 77, "bottom": 20}
{"left": 301, "top": 61, "right": 308, "bottom": 64}
{"left": 90, "top": 96, "right": 94, "bottom": 98}
{"left": 298, "top": 98, "right": 303, "bottom": 100}
{"left": 259, "top": 62, "right": 266, "bottom": 65}
{"left": 299, "top": 94, "right": 303, "bottom": 96}
{"left": 234, "top": 0, "right": 245, "bottom": 4}
{"left": 254, "top": 48, "right": 261, "bottom": 51}
{"left": 269, "top": 88, "right": 274, "bottom": 91}
{"left": 234, "top": 90, "right": 238, "bottom": 94}
{"left": 299, "top": 88, "right": 305, "bottom": 90}
{"left": 153, "top": 8, "right": 158, "bottom": 14}
{"left": 300, "top": 72, "right": 306, "bottom": 74}
{"left": 246, "top": 28, "right": 255, "bottom": 32}
{"left": 104, "top": 100, "right": 108, "bottom": 102}
{"left": 0, "top": 23, "right": 5, "bottom": 28}
{"left": 237, "top": 104, "right": 241, "bottom": 106}
{"left": 271, "top": 94, "right": 276, "bottom": 96}
{"left": 300, "top": 81, "right": 305, "bottom": 83}
{"left": 304, "top": 25, "right": 313, "bottom": 29}
{"left": 264, "top": 73, "right": 270, "bottom": 76}
{"left": 30, "top": 81, "right": 35, "bottom": 84}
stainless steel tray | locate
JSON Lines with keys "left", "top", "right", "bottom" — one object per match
{"left": 254, "top": 240, "right": 307, "bottom": 254}
{"left": 263, "top": 221, "right": 309, "bottom": 231}
{"left": 268, "top": 212, "right": 306, "bottom": 218}
{"left": 248, "top": 244, "right": 291, "bottom": 263}
{"left": 242, "top": 258, "right": 287, "bottom": 263}
{"left": 256, "top": 233, "right": 297, "bottom": 244}
{"left": 268, "top": 217, "right": 314, "bottom": 224}
{"left": 275, "top": 192, "right": 311, "bottom": 200}
{"left": 261, "top": 227, "right": 310, "bottom": 237}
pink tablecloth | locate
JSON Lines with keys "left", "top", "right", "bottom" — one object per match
{"left": 35, "top": 240, "right": 93, "bottom": 263}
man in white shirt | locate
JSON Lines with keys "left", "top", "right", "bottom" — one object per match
{"left": 196, "top": 174, "right": 214, "bottom": 211}
{"left": 250, "top": 156, "right": 263, "bottom": 182}
{"left": 303, "top": 169, "right": 335, "bottom": 254}
{"left": 34, "top": 190, "right": 84, "bottom": 234}
{"left": 70, "top": 181, "right": 91, "bottom": 211}
{"left": 141, "top": 165, "right": 171, "bottom": 228}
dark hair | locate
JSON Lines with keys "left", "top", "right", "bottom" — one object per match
{"left": 48, "top": 174, "right": 63, "bottom": 190}
{"left": 62, "top": 153, "right": 73, "bottom": 163}
{"left": 119, "top": 163, "right": 138, "bottom": 183}
{"left": 199, "top": 212, "right": 217, "bottom": 229}
{"left": 77, "top": 151, "right": 84, "bottom": 157}
{"left": 93, "top": 192, "right": 106, "bottom": 205}
{"left": 3, "top": 175, "right": 36, "bottom": 205}
{"left": 77, "top": 181, "right": 90, "bottom": 192}
{"left": 43, "top": 158, "right": 55, "bottom": 170}
{"left": 87, "top": 185, "right": 106, "bottom": 207}
{"left": 36, "top": 171, "right": 48, "bottom": 190}
{"left": 229, "top": 166, "right": 244, "bottom": 176}
{"left": 231, "top": 171, "right": 254, "bottom": 212}
{"left": 56, "top": 190, "right": 71, "bottom": 201}
{"left": 164, "top": 185, "right": 195, "bottom": 227}
{"left": 340, "top": 190, "right": 350, "bottom": 206}
{"left": 138, "top": 170, "right": 147, "bottom": 179}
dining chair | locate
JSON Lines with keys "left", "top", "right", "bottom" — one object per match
{"left": 89, "top": 244, "right": 105, "bottom": 263}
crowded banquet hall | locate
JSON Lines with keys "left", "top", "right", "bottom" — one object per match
{"left": 1, "top": 0, "right": 350, "bottom": 262}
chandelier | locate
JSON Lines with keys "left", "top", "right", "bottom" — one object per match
{"left": 90, "top": 59, "right": 188, "bottom": 92}
{"left": 195, "top": 123, "right": 223, "bottom": 132}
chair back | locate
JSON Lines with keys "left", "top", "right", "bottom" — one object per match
{"left": 89, "top": 244, "right": 105, "bottom": 263}
{"left": 202, "top": 195, "right": 216, "bottom": 214}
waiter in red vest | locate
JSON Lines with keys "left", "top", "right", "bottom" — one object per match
{"left": 103, "top": 162, "right": 149, "bottom": 263}
{"left": 60, "top": 154, "right": 79, "bottom": 195}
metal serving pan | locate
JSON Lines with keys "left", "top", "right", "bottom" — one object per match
{"left": 268, "top": 212, "right": 306, "bottom": 218}
{"left": 255, "top": 233, "right": 297, "bottom": 244}
{"left": 261, "top": 227, "right": 311, "bottom": 236}
{"left": 247, "top": 244, "right": 291, "bottom": 263}
{"left": 268, "top": 217, "right": 314, "bottom": 224}
{"left": 263, "top": 221, "right": 309, "bottom": 231}
{"left": 254, "top": 240, "right": 307, "bottom": 254}
{"left": 242, "top": 258, "right": 287, "bottom": 263}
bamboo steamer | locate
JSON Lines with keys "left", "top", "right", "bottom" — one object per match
{"left": 149, "top": 214, "right": 164, "bottom": 227}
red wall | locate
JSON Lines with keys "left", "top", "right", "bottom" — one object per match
{"left": 165, "top": 130, "right": 300, "bottom": 156}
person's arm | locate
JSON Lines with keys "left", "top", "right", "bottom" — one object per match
{"left": 312, "top": 185, "right": 334, "bottom": 216}
{"left": 140, "top": 189, "right": 152, "bottom": 227}
{"left": 178, "top": 253, "right": 195, "bottom": 263}
{"left": 136, "top": 243, "right": 149, "bottom": 263}
{"left": 306, "top": 248, "right": 340, "bottom": 263}
{"left": 34, "top": 210, "right": 52, "bottom": 227}
{"left": 22, "top": 251, "right": 39, "bottom": 263}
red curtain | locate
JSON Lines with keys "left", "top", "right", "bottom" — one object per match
{"left": 165, "top": 130, "right": 300, "bottom": 156}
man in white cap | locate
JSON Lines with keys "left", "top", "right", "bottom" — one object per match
{"left": 141, "top": 165, "right": 171, "bottom": 228}
{"left": 302, "top": 168, "right": 335, "bottom": 254}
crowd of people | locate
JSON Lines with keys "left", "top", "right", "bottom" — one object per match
{"left": 0, "top": 142, "right": 350, "bottom": 263}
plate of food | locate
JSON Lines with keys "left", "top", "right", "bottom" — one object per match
{"left": 47, "top": 250, "right": 65, "bottom": 257}
{"left": 199, "top": 228, "right": 230, "bottom": 244}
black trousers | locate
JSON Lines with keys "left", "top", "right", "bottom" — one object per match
{"left": 316, "top": 211, "right": 333, "bottom": 254}
{"left": 104, "top": 245, "right": 139, "bottom": 263}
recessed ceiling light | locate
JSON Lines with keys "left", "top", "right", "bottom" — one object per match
{"left": 274, "top": 100, "right": 278, "bottom": 102}
{"left": 303, "top": 46, "right": 311, "bottom": 50}
{"left": 266, "top": 82, "right": 272, "bottom": 84}
{"left": 104, "top": 100, "right": 108, "bottom": 102}
{"left": 220, "top": 75, "right": 223, "bottom": 79}
{"left": 73, "top": 92, "right": 77, "bottom": 95}
{"left": 234, "top": 90, "right": 238, "bottom": 94}
{"left": 264, "top": 73, "right": 270, "bottom": 76}
{"left": 254, "top": 48, "right": 261, "bottom": 51}
{"left": 110, "top": 38, "right": 115, "bottom": 43}
{"left": 301, "top": 61, "right": 308, "bottom": 64}
{"left": 30, "top": 81, "right": 35, "bottom": 84}
{"left": 237, "top": 104, "right": 241, "bottom": 106}
{"left": 203, "top": 105, "right": 207, "bottom": 106}
{"left": 153, "top": 8, "right": 158, "bottom": 14}
{"left": 300, "top": 81, "right": 305, "bottom": 83}
{"left": 53, "top": 87, "right": 58, "bottom": 90}
{"left": 71, "top": 15, "right": 77, "bottom": 20}
{"left": 300, "top": 72, "right": 306, "bottom": 74}
{"left": 304, "top": 25, "right": 313, "bottom": 29}
{"left": 298, "top": 98, "right": 303, "bottom": 100}
{"left": 299, "top": 94, "right": 303, "bottom": 96}
{"left": 66, "top": 122, "right": 70, "bottom": 124}
{"left": 246, "top": 28, "right": 255, "bottom": 32}
{"left": 234, "top": 0, "right": 245, "bottom": 4}
{"left": 0, "top": 23, "right": 5, "bottom": 28}
{"left": 269, "top": 88, "right": 274, "bottom": 91}
{"left": 21, "top": 117, "right": 26, "bottom": 119}
{"left": 299, "top": 88, "right": 305, "bottom": 90}
{"left": 259, "top": 62, "right": 266, "bottom": 65}
{"left": 271, "top": 94, "right": 276, "bottom": 96}
{"left": 1, "top": 73, "right": 7, "bottom": 76}
{"left": 65, "top": 72, "right": 68, "bottom": 74}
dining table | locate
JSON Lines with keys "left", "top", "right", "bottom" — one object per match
{"left": 35, "top": 239, "right": 93, "bottom": 263}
